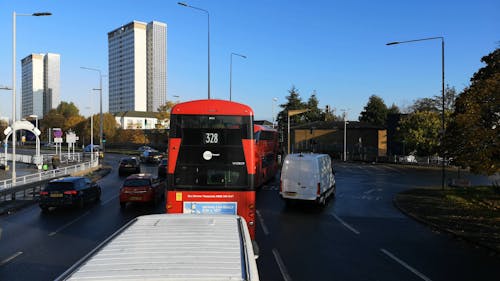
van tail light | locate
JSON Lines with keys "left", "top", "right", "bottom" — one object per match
{"left": 40, "top": 191, "right": 48, "bottom": 196}
{"left": 317, "top": 183, "right": 321, "bottom": 196}
{"left": 64, "top": 190, "right": 78, "bottom": 195}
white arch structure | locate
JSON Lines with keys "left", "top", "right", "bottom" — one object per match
{"left": 3, "top": 120, "right": 42, "bottom": 170}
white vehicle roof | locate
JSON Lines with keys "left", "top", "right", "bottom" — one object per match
{"left": 58, "top": 214, "right": 259, "bottom": 281}
{"left": 284, "top": 153, "right": 329, "bottom": 161}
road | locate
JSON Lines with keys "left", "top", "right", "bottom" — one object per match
{"left": 0, "top": 156, "right": 498, "bottom": 281}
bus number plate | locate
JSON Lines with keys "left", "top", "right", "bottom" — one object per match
{"left": 204, "top": 133, "right": 219, "bottom": 144}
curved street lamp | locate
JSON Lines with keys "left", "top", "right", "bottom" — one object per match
{"left": 229, "top": 52, "right": 247, "bottom": 101}
{"left": 386, "top": 36, "right": 445, "bottom": 189}
{"left": 12, "top": 11, "right": 51, "bottom": 182}
{"left": 178, "top": 2, "right": 211, "bottom": 99}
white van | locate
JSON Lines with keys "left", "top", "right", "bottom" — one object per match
{"left": 56, "top": 214, "right": 260, "bottom": 281}
{"left": 280, "top": 153, "right": 336, "bottom": 206}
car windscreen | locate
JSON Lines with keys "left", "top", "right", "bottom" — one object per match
{"left": 45, "top": 182, "right": 75, "bottom": 191}
{"left": 123, "top": 179, "right": 150, "bottom": 187}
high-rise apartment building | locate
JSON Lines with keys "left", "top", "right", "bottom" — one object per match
{"left": 108, "top": 20, "right": 167, "bottom": 114}
{"left": 21, "top": 53, "right": 60, "bottom": 118}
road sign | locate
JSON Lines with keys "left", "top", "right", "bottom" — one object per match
{"left": 53, "top": 128, "right": 63, "bottom": 138}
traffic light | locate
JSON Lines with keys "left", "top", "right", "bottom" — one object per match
{"left": 102, "top": 133, "right": 106, "bottom": 143}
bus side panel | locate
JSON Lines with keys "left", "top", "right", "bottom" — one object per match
{"left": 166, "top": 190, "right": 256, "bottom": 239}
{"left": 242, "top": 139, "right": 256, "bottom": 176}
{"left": 167, "top": 138, "right": 181, "bottom": 174}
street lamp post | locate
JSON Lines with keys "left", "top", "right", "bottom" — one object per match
{"left": 178, "top": 2, "right": 210, "bottom": 99}
{"left": 229, "top": 52, "right": 247, "bottom": 101}
{"left": 12, "top": 11, "right": 51, "bottom": 182}
{"left": 272, "top": 97, "right": 278, "bottom": 128}
{"left": 340, "top": 109, "right": 350, "bottom": 162}
{"left": 81, "top": 67, "right": 104, "bottom": 151}
{"left": 386, "top": 36, "right": 445, "bottom": 189}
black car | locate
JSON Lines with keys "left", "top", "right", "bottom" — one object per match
{"left": 157, "top": 158, "right": 168, "bottom": 178}
{"left": 118, "top": 157, "right": 141, "bottom": 176}
{"left": 140, "top": 150, "right": 163, "bottom": 164}
{"left": 39, "top": 176, "right": 101, "bottom": 212}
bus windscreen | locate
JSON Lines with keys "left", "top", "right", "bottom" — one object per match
{"left": 170, "top": 115, "right": 253, "bottom": 189}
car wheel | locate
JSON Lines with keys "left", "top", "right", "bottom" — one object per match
{"left": 40, "top": 205, "right": 49, "bottom": 213}
{"left": 78, "top": 197, "right": 85, "bottom": 209}
{"left": 95, "top": 189, "right": 101, "bottom": 202}
{"left": 120, "top": 202, "right": 126, "bottom": 210}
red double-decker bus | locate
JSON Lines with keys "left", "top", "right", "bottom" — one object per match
{"left": 253, "top": 124, "right": 279, "bottom": 187}
{"left": 166, "top": 99, "right": 259, "bottom": 239}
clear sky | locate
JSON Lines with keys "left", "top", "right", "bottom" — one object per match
{"left": 0, "top": 0, "right": 498, "bottom": 122}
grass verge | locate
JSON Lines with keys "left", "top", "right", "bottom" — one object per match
{"left": 394, "top": 186, "right": 500, "bottom": 253}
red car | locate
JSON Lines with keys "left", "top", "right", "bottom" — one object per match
{"left": 119, "top": 174, "right": 164, "bottom": 209}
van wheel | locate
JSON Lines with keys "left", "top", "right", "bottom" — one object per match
{"left": 318, "top": 196, "right": 327, "bottom": 208}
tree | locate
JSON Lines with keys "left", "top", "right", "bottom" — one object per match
{"left": 411, "top": 85, "right": 457, "bottom": 113}
{"left": 0, "top": 120, "right": 8, "bottom": 142}
{"left": 387, "top": 103, "right": 401, "bottom": 115}
{"left": 156, "top": 101, "right": 177, "bottom": 128}
{"left": 397, "top": 111, "right": 442, "bottom": 156}
{"left": 447, "top": 48, "right": 500, "bottom": 175}
{"left": 276, "top": 85, "right": 307, "bottom": 130}
{"left": 114, "top": 129, "right": 148, "bottom": 144}
{"left": 57, "top": 101, "right": 80, "bottom": 119}
{"left": 359, "top": 95, "right": 388, "bottom": 126}
{"left": 304, "top": 91, "right": 322, "bottom": 122}
{"left": 41, "top": 109, "right": 65, "bottom": 132}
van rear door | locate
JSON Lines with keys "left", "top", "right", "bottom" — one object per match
{"left": 282, "top": 155, "right": 318, "bottom": 200}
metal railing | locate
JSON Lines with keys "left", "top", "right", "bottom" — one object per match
{"left": 0, "top": 159, "right": 99, "bottom": 190}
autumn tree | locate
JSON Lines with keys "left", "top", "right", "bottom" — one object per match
{"left": 0, "top": 120, "right": 8, "bottom": 142}
{"left": 397, "top": 111, "right": 442, "bottom": 156}
{"left": 447, "top": 48, "right": 500, "bottom": 175}
{"left": 156, "top": 100, "right": 177, "bottom": 128}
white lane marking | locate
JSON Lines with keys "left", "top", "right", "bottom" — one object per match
{"left": 364, "top": 188, "right": 376, "bottom": 195}
{"left": 380, "top": 248, "right": 433, "bottom": 281}
{"left": 383, "top": 165, "right": 404, "bottom": 174}
{"left": 255, "top": 210, "right": 269, "bottom": 236}
{"left": 48, "top": 211, "right": 91, "bottom": 236}
{"left": 102, "top": 194, "right": 119, "bottom": 205}
{"left": 0, "top": 251, "right": 23, "bottom": 266}
{"left": 272, "top": 248, "right": 292, "bottom": 281}
{"left": 332, "top": 214, "right": 360, "bottom": 235}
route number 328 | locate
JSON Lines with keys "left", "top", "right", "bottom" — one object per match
{"left": 204, "top": 132, "right": 219, "bottom": 144}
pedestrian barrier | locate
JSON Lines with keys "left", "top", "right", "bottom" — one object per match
{"left": 0, "top": 159, "right": 98, "bottom": 190}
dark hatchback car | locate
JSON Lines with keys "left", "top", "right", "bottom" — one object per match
{"left": 39, "top": 176, "right": 101, "bottom": 212}
{"left": 157, "top": 158, "right": 168, "bottom": 178}
{"left": 118, "top": 157, "right": 141, "bottom": 176}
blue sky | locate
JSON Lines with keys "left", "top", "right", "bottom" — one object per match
{"left": 0, "top": 0, "right": 498, "bottom": 121}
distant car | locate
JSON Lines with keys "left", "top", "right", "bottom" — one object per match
{"left": 140, "top": 149, "right": 162, "bottom": 163}
{"left": 39, "top": 176, "right": 101, "bottom": 212}
{"left": 84, "top": 144, "right": 101, "bottom": 152}
{"left": 137, "top": 145, "right": 152, "bottom": 152}
{"left": 84, "top": 144, "right": 104, "bottom": 159}
{"left": 119, "top": 173, "right": 164, "bottom": 209}
{"left": 118, "top": 157, "right": 141, "bottom": 176}
{"left": 157, "top": 158, "right": 168, "bottom": 178}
